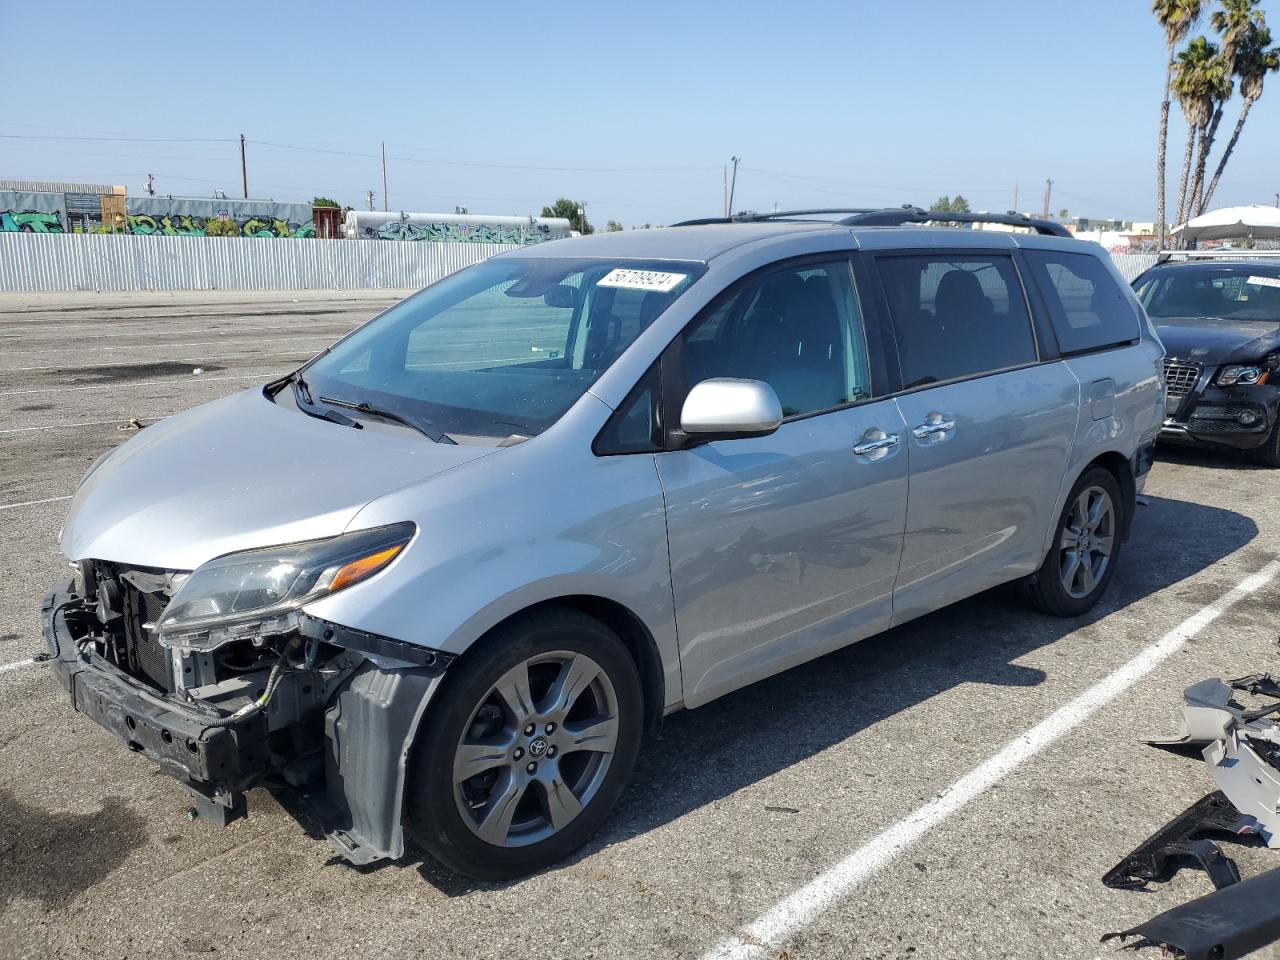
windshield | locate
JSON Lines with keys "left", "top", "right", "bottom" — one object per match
{"left": 1136, "top": 265, "right": 1280, "bottom": 321}
{"left": 300, "top": 257, "right": 704, "bottom": 441}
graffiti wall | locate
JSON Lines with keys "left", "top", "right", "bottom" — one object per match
{"left": 0, "top": 192, "right": 66, "bottom": 233}
{"left": 0, "top": 192, "right": 315, "bottom": 238}
{"left": 345, "top": 211, "right": 572, "bottom": 244}
{"left": 115, "top": 197, "right": 315, "bottom": 238}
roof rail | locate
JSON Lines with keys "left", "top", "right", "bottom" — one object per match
{"left": 1156, "top": 249, "right": 1280, "bottom": 263}
{"left": 669, "top": 208, "right": 875, "bottom": 226}
{"left": 836, "top": 206, "right": 1071, "bottom": 238}
{"left": 669, "top": 206, "right": 1071, "bottom": 237}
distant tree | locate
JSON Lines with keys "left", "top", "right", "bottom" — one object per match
{"left": 1172, "top": 36, "right": 1227, "bottom": 228}
{"left": 312, "top": 196, "right": 341, "bottom": 208}
{"left": 929, "top": 195, "right": 971, "bottom": 214}
{"left": 541, "top": 198, "right": 593, "bottom": 234}
{"left": 1202, "top": 21, "right": 1280, "bottom": 209}
{"left": 1153, "top": 0, "right": 1205, "bottom": 244}
{"left": 606, "top": 219, "right": 623, "bottom": 232}
{"left": 1059, "top": 208, "right": 1070, "bottom": 218}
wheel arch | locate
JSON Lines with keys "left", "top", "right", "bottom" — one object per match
{"left": 446, "top": 594, "right": 668, "bottom": 738}
{"left": 1087, "top": 450, "right": 1137, "bottom": 540}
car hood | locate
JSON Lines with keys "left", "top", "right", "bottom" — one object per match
{"left": 1155, "top": 315, "right": 1280, "bottom": 365}
{"left": 61, "top": 388, "right": 499, "bottom": 570}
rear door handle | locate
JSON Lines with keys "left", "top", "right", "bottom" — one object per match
{"left": 853, "top": 431, "right": 900, "bottom": 456}
{"left": 911, "top": 414, "right": 956, "bottom": 439}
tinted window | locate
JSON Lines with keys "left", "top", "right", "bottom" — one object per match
{"left": 1135, "top": 265, "right": 1280, "bottom": 322}
{"left": 679, "top": 260, "right": 870, "bottom": 418}
{"left": 1023, "top": 250, "right": 1139, "bottom": 354}
{"left": 877, "top": 255, "right": 1036, "bottom": 388}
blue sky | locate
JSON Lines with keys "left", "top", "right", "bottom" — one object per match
{"left": 2, "top": 0, "right": 1276, "bottom": 226}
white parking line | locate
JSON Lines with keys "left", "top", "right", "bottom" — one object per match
{"left": 0, "top": 373, "right": 270, "bottom": 397}
{"left": 0, "top": 495, "right": 72, "bottom": 511}
{"left": 0, "top": 417, "right": 164, "bottom": 435}
{"left": 5, "top": 352, "right": 314, "bottom": 372}
{"left": 0, "top": 658, "right": 37, "bottom": 674}
{"left": 702, "top": 557, "right": 1280, "bottom": 960}
{"left": 2, "top": 334, "right": 337, "bottom": 357}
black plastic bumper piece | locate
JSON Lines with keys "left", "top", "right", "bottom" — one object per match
{"left": 41, "top": 581, "right": 269, "bottom": 815}
{"left": 1103, "top": 791, "right": 1254, "bottom": 891}
{"left": 1103, "top": 866, "right": 1280, "bottom": 959}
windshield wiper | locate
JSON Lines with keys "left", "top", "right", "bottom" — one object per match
{"left": 318, "top": 395, "right": 456, "bottom": 444}
{"left": 290, "top": 378, "right": 363, "bottom": 430}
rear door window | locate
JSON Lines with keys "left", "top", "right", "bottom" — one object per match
{"left": 1022, "top": 250, "right": 1139, "bottom": 355}
{"left": 876, "top": 254, "right": 1037, "bottom": 388}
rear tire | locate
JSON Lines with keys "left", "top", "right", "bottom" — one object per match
{"left": 1021, "top": 466, "right": 1123, "bottom": 617}
{"left": 404, "top": 608, "right": 643, "bottom": 881}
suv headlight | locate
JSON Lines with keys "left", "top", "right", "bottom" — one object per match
{"left": 157, "top": 522, "right": 415, "bottom": 652}
{"left": 1217, "top": 364, "right": 1267, "bottom": 386}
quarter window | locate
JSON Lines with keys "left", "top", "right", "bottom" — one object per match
{"left": 877, "top": 255, "right": 1037, "bottom": 388}
{"left": 1022, "top": 250, "right": 1139, "bottom": 354}
{"left": 679, "top": 260, "right": 871, "bottom": 418}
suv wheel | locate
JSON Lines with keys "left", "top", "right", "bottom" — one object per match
{"left": 1021, "top": 466, "right": 1123, "bottom": 617}
{"left": 405, "top": 609, "right": 643, "bottom": 880}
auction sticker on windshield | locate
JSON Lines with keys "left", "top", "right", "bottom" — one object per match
{"left": 1248, "top": 275, "right": 1280, "bottom": 289}
{"left": 598, "top": 268, "right": 688, "bottom": 292}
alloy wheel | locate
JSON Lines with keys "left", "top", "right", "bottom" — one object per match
{"left": 1058, "top": 484, "right": 1115, "bottom": 599}
{"left": 452, "top": 651, "right": 619, "bottom": 848}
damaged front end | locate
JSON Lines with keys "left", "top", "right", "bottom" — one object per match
{"left": 42, "top": 526, "right": 454, "bottom": 865}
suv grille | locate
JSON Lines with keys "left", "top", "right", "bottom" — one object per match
{"left": 1163, "top": 359, "right": 1201, "bottom": 401}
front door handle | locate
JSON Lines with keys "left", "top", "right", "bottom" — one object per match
{"left": 911, "top": 413, "right": 956, "bottom": 439}
{"left": 853, "top": 431, "right": 900, "bottom": 456}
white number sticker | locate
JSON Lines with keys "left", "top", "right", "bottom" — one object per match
{"left": 597, "top": 268, "right": 687, "bottom": 292}
{"left": 1248, "top": 275, "right": 1280, "bottom": 289}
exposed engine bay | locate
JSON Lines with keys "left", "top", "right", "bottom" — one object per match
{"left": 44, "top": 561, "right": 453, "bottom": 862}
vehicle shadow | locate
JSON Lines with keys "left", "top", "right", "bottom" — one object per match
{"left": 1155, "top": 443, "right": 1268, "bottom": 471}
{"left": 406, "top": 493, "right": 1257, "bottom": 894}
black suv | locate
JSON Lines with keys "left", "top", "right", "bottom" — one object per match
{"left": 1134, "top": 255, "right": 1280, "bottom": 466}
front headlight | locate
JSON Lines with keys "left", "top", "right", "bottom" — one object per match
{"left": 157, "top": 522, "right": 415, "bottom": 652}
{"left": 1217, "top": 364, "right": 1267, "bottom": 386}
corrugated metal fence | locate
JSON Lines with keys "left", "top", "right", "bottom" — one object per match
{"left": 0, "top": 232, "right": 1161, "bottom": 293}
{"left": 0, "top": 232, "right": 519, "bottom": 292}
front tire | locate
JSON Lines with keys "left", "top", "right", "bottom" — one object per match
{"left": 404, "top": 608, "right": 643, "bottom": 880}
{"left": 1254, "top": 419, "right": 1280, "bottom": 468}
{"left": 1021, "top": 466, "right": 1123, "bottom": 617}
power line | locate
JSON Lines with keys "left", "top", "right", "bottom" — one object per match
{"left": 0, "top": 133, "right": 235, "bottom": 144}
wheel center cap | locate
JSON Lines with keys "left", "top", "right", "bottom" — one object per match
{"left": 528, "top": 736, "right": 548, "bottom": 758}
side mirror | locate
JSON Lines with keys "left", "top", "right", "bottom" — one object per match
{"left": 680, "top": 378, "right": 783, "bottom": 438}
{"left": 543, "top": 284, "right": 578, "bottom": 309}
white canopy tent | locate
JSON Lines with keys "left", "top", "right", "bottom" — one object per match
{"left": 1173, "top": 204, "right": 1280, "bottom": 243}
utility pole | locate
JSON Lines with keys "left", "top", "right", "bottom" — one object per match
{"left": 381, "top": 142, "right": 389, "bottom": 212}
{"left": 577, "top": 201, "right": 588, "bottom": 234}
{"left": 1275, "top": 192, "right": 1279, "bottom": 208}
{"left": 365, "top": 190, "right": 375, "bottom": 212}
{"left": 1042, "top": 178, "right": 1053, "bottom": 220}
{"left": 240, "top": 134, "right": 248, "bottom": 199}
{"left": 145, "top": 173, "right": 155, "bottom": 197}
{"left": 727, "top": 156, "right": 740, "bottom": 218}
{"left": 1012, "top": 183, "right": 1018, "bottom": 214}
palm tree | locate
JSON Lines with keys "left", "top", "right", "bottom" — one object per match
{"left": 1191, "top": 0, "right": 1266, "bottom": 215}
{"left": 1201, "top": 23, "right": 1280, "bottom": 210}
{"left": 1153, "top": 0, "right": 1203, "bottom": 245}
{"left": 1171, "top": 36, "right": 1221, "bottom": 236}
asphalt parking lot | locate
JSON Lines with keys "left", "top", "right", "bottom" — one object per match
{"left": 3, "top": 290, "right": 1280, "bottom": 960}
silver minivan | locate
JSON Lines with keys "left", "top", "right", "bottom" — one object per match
{"left": 43, "top": 210, "right": 1164, "bottom": 879}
